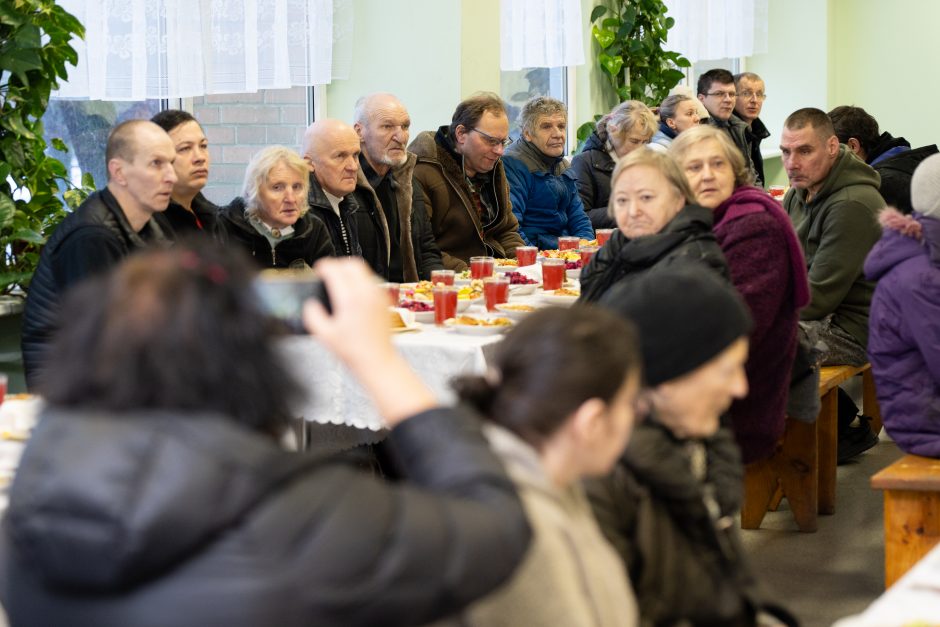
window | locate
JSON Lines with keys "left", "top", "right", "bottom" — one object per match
{"left": 41, "top": 87, "right": 315, "bottom": 207}
{"left": 500, "top": 67, "right": 568, "bottom": 142}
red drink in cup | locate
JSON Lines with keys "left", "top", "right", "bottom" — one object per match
{"left": 768, "top": 185, "right": 786, "bottom": 202}
{"left": 433, "top": 285, "right": 458, "bottom": 326}
{"left": 542, "top": 258, "right": 565, "bottom": 291}
{"left": 579, "top": 246, "right": 598, "bottom": 268}
{"left": 595, "top": 229, "right": 614, "bottom": 247}
{"left": 0, "top": 373, "right": 7, "bottom": 407}
{"left": 483, "top": 276, "right": 510, "bottom": 312}
{"left": 430, "top": 269, "right": 455, "bottom": 286}
{"left": 515, "top": 246, "right": 537, "bottom": 267}
{"left": 470, "top": 256, "right": 495, "bottom": 280}
{"left": 558, "top": 236, "right": 580, "bottom": 251}
{"left": 380, "top": 282, "right": 400, "bottom": 306}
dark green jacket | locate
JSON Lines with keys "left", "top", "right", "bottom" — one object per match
{"left": 784, "top": 145, "right": 884, "bottom": 347}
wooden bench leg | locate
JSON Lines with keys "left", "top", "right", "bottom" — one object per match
{"left": 742, "top": 458, "right": 779, "bottom": 530}
{"left": 883, "top": 490, "right": 940, "bottom": 588}
{"left": 817, "top": 387, "right": 839, "bottom": 515}
{"left": 778, "top": 418, "right": 818, "bottom": 532}
{"left": 863, "top": 368, "right": 883, "bottom": 437}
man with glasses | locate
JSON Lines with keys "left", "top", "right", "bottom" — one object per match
{"left": 733, "top": 72, "right": 771, "bottom": 187}
{"left": 697, "top": 69, "right": 757, "bottom": 183}
{"left": 410, "top": 92, "right": 525, "bottom": 270}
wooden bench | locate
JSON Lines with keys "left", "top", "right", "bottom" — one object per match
{"left": 871, "top": 454, "right": 940, "bottom": 587}
{"left": 742, "top": 363, "right": 882, "bottom": 532}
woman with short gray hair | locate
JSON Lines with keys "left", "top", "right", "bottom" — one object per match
{"left": 219, "top": 145, "right": 334, "bottom": 268}
{"left": 502, "top": 96, "right": 594, "bottom": 249}
{"left": 568, "top": 100, "right": 657, "bottom": 228}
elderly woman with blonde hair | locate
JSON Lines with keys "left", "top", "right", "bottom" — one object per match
{"left": 670, "top": 125, "right": 810, "bottom": 463}
{"left": 568, "top": 100, "right": 657, "bottom": 228}
{"left": 578, "top": 149, "right": 727, "bottom": 303}
{"left": 219, "top": 145, "right": 334, "bottom": 268}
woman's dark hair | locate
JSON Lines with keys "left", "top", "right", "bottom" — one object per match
{"left": 151, "top": 109, "right": 199, "bottom": 133}
{"left": 38, "top": 240, "right": 302, "bottom": 438}
{"left": 453, "top": 307, "right": 641, "bottom": 446}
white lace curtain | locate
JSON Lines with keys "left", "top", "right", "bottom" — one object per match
{"left": 667, "top": 0, "right": 769, "bottom": 62}
{"left": 53, "top": 0, "right": 353, "bottom": 100}
{"left": 500, "top": 0, "right": 585, "bottom": 71}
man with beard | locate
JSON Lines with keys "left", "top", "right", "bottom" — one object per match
{"left": 409, "top": 93, "right": 525, "bottom": 270}
{"left": 353, "top": 93, "right": 443, "bottom": 281}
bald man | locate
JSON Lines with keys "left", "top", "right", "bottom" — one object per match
{"left": 22, "top": 120, "right": 175, "bottom": 388}
{"left": 354, "top": 93, "right": 443, "bottom": 282}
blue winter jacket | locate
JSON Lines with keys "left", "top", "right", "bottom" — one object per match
{"left": 503, "top": 139, "right": 594, "bottom": 250}
{"left": 865, "top": 209, "right": 940, "bottom": 457}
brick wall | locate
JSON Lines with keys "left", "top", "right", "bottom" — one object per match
{"left": 194, "top": 87, "right": 311, "bottom": 206}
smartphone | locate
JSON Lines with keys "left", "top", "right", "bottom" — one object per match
{"left": 253, "top": 269, "right": 331, "bottom": 333}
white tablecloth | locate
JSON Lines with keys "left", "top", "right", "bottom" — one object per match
{"left": 0, "top": 396, "right": 42, "bottom": 513}
{"left": 281, "top": 286, "right": 556, "bottom": 432}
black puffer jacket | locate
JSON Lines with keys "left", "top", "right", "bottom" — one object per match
{"left": 0, "top": 406, "right": 531, "bottom": 627}
{"left": 567, "top": 131, "right": 617, "bottom": 229}
{"left": 870, "top": 139, "right": 939, "bottom": 214}
{"left": 578, "top": 204, "right": 729, "bottom": 303}
{"left": 155, "top": 192, "right": 222, "bottom": 240}
{"left": 21, "top": 189, "right": 170, "bottom": 389}
{"left": 218, "top": 198, "right": 334, "bottom": 268}
{"left": 585, "top": 420, "right": 772, "bottom": 627}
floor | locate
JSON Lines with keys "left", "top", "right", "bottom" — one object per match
{"left": 739, "top": 434, "right": 903, "bottom": 627}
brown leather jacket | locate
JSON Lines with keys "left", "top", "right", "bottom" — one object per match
{"left": 410, "top": 127, "right": 524, "bottom": 271}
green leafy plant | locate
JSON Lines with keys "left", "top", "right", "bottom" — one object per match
{"left": 0, "top": 0, "right": 91, "bottom": 294}
{"left": 577, "top": 0, "right": 691, "bottom": 147}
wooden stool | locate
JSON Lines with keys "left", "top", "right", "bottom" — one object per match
{"left": 871, "top": 454, "right": 940, "bottom": 587}
{"left": 741, "top": 363, "right": 882, "bottom": 531}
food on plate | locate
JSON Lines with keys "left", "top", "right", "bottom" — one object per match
{"left": 503, "top": 271, "right": 538, "bottom": 285}
{"left": 553, "top": 288, "right": 580, "bottom": 297}
{"left": 539, "top": 249, "right": 581, "bottom": 262}
{"left": 399, "top": 300, "right": 434, "bottom": 312}
{"left": 565, "top": 260, "right": 581, "bottom": 271}
{"left": 494, "top": 258, "right": 518, "bottom": 267}
{"left": 452, "top": 316, "right": 513, "bottom": 327}
{"left": 389, "top": 310, "right": 407, "bottom": 329}
{"left": 403, "top": 280, "right": 483, "bottom": 301}
{"left": 456, "top": 269, "right": 473, "bottom": 280}
{"left": 497, "top": 304, "right": 536, "bottom": 312}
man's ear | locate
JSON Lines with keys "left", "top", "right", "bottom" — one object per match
{"left": 108, "top": 158, "right": 125, "bottom": 186}
{"left": 846, "top": 137, "right": 862, "bottom": 156}
{"left": 568, "top": 397, "right": 607, "bottom": 444}
{"left": 353, "top": 122, "right": 364, "bottom": 140}
{"left": 697, "top": 93, "right": 706, "bottom": 104}
{"left": 303, "top": 155, "right": 315, "bottom": 172}
{"left": 454, "top": 124, "right": 469, "bottom": 146}
{"left": 827, "top": 134, "right": 840, "bottom": 156}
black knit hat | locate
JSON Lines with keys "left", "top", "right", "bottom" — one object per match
{"left": 597, "top": 265, "right": 752, "bottom": 386}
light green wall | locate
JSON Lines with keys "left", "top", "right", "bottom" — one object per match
{"left": 325, "top": 0, "right": 462, "bottom": 136}
{"left": 828, "top": 0, "right": 940, "bottom": 150}
{"left": 460, "top": 0, "right": 501, "bottom": 97}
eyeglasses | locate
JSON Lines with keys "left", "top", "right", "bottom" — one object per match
{"left": 472, "top": 127, "right": 513, "bottom": 148}
{"left": 738, "top": 90, "right": 767, "bottom": 101}
{"left": 705, "top": 90, "right": 737, "bottom": 100}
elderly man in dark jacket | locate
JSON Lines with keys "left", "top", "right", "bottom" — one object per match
{"left": 410, "top": 93, "right": 525, "bottom": 271}
{"left": 21, "top": 119, "right": 173, "bottom": 390}
{"left": 353, "top": 93, "right": 444, "bottom": 281}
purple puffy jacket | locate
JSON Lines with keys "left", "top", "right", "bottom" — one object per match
{"left": 865, "top": 208, "right": 940, "bottom": 457}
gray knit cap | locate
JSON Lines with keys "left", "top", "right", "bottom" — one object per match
{"left": 911, "top": 153, "right": 940, "bottom": 219}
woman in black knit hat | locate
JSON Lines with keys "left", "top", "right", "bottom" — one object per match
{"left": 587, "top": 264, "right": 796, "bottom": 627}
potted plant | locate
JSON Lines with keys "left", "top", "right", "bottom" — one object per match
{"left": 577, "top": 0, "right": 691, "bottom": 146}
{"left": 0, "top": 0, "right": 89, "bottom": 391}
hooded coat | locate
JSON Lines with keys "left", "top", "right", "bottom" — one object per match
{"left": 578, "top": 204, "right": 729, "bottom": 304}
{"left": 503, "top": 139, "right": 594, "bottom": 250}
{"left": 713, "top": 186, "right": 811, "bottom": 463}
{"left": 784, "top": 145, "right": 885, "bottom": 348}
{"left": 865, "top": 209, "right": 940, "bottom": 457}
{"left": 567, "top": 131, "right": 618, "bottom": 230}
{"left": 410, "top": 127, "right": 525, "bottom": 271}
{"left": 865, "top": 133, "right": 939, "bottom": 215}
{"left": 0, "top": 406, "right": 531, "bottom": 626}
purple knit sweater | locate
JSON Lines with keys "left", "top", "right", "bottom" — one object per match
{"left": 713, "top": 187, "right": 810, "bottom": 463}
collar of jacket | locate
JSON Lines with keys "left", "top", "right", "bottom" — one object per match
{"left": 221, "top": 196, "right": 316, "bottom": 239}
{"left": 354, "top": 167, "right": 393, "bottom": 269}
{"left": 658, "top": 121, "right": 677, "bottom": 140}
{"left": 100, "top": 187, "right": 171, "bottom": 249}
{"left": 731, "top": 112, "right": 770, "bottom": 141}
{"left": 357, "top": 153, "right": 420, "bottom": 281}
{"left": 504, "top": 137, "right": 568, "bottom": 176}
{"left": 579, "top": 131, "right": 615, "bottom": 173}
{"left": 306, "top": 172, "right": 360, "bottom": 217}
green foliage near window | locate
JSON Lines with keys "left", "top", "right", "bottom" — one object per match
{"left": 577, "top": 0, "right": 690, "bottom": 148}
{"left": 0, "top": 0, "right": 91, "bottom": 294}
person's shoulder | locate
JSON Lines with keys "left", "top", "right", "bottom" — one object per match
{"left": 409, "top": 131, "right": 441, "bottom": 162}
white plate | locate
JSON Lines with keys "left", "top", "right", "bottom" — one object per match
{"left": 566, "top": 268, "right": 582, "bottom": 280}
{"left": 454, "top": 277, "right": 472, "bottom": 286}
{"left": 495, "top": 303, "right": 537, "bottom": 320}
{"left": 445, "top": 318, "right": 513, "bottom": 336}
{"left": 495, "top": 264, "right": 518, "bottom": 273}
{"left": 538, "top": 290, "right": 580, "bottom": 306}
{"left": 410, "top": 310, "right": 435, "bottom": 323}
{"left": 508, "top": 283, "right": 539, "bottom": 296}
{"left": 457, "top": 298, "right": 478, "bottom": 312}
